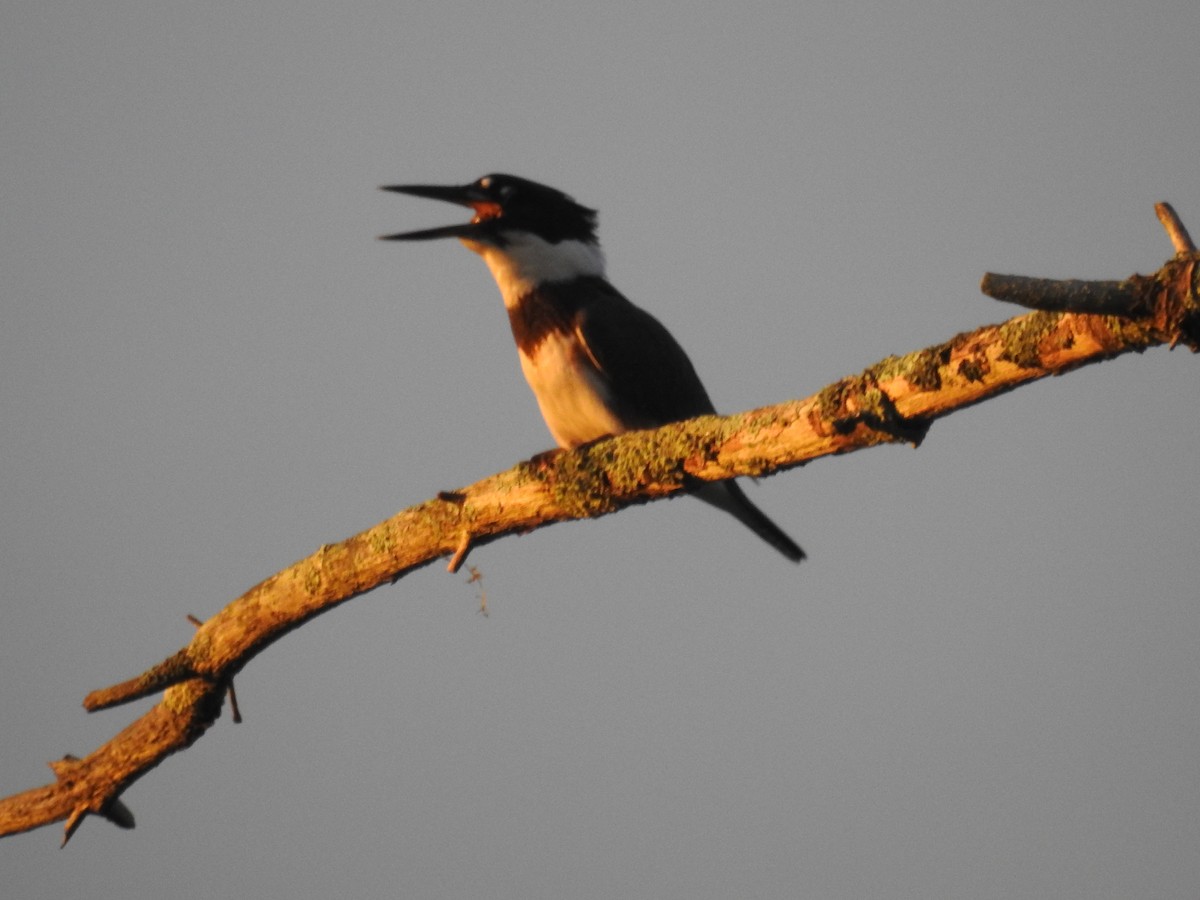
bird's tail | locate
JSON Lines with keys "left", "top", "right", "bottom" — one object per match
{"left": 695, "top": 481, "right": 805, "bottom": 563}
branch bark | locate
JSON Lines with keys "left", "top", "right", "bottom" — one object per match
{"left": 2, "top": 207, "right": 1197, "bottom": 845}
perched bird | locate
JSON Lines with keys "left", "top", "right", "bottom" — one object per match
{"left": 381, "top": 174, "right": 804, "bottom": 562}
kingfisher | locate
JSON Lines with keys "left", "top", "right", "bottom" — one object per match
{"left": 381, "top": 174, "right": 804, "bottom": 562}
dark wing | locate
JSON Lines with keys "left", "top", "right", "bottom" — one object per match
{"left": 571, "top": 279, "right": 717, "bottom": 427}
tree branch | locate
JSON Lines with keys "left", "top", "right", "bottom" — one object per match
{"left": 1155, "top": 201, "right": 1197, "bottom": 254}
{"left": 2, "top": 207, "right": 1197, "bottom": 845}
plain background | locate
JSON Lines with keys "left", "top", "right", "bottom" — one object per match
{"left": 3, "top": 2, "right": 1199, "bottom": 898}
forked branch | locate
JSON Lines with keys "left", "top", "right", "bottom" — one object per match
{"left": 1, "top": 204, "right": 1196, "bottom": 845}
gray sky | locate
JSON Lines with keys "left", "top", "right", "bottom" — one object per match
{"left": 3, "top": 2, "right": 1199, "bottom": 898}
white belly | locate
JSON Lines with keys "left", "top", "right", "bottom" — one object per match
{"left": 519, "top": 331, "right": 625, "bottom": 449}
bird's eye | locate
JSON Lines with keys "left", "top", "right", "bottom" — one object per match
{"left": 498, "top": 184, "right": 515, "bottom": 199}
{"left": 478, "top": 176, "right": 492, "bottom": 190}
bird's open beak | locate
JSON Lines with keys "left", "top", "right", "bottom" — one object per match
{"left": 379, "top": 183, "right": 496, "bottom": 241}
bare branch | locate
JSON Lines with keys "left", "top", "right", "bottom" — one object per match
{"left": 979, "top": 273, "right": 1150, "bottom": 316}
{"left": 2, "top": 206, "right": 1197, "bottom": 844}
{"left": 1156, "top": 201, "right": 1197, "bottom": 254}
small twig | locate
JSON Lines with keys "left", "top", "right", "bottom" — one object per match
{"left": 466, "top": 565, "right": 488, "bottom": 617}
{"left": 979, "top": 274, "right": 1146, "bottom": 316}
{"left": 983, "top": 203, "right": 1198, "bottom": 316}
{"left": 61, "top": 807, "right": 87, "bottom": 848}
{"left": 82, "top": 648, "right": 195, "bottom": 711}
{"left": 447, "top": 532, "right": 473, "bottom": 573}
{"left": 224, "top": 677, "right": 242, "bottom": 724}
{"left": 1155, "top": 202, "right": 1196, "bottom": 254}
{"left": 439, "top": 491, "right": 475, "bottom": 574}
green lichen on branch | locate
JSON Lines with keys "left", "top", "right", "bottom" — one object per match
{"left": 997, "top": 310, "right": 1060, "bottom": 369}
{"left": 873, "top": 344, "right": 948, "bottom": 392}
